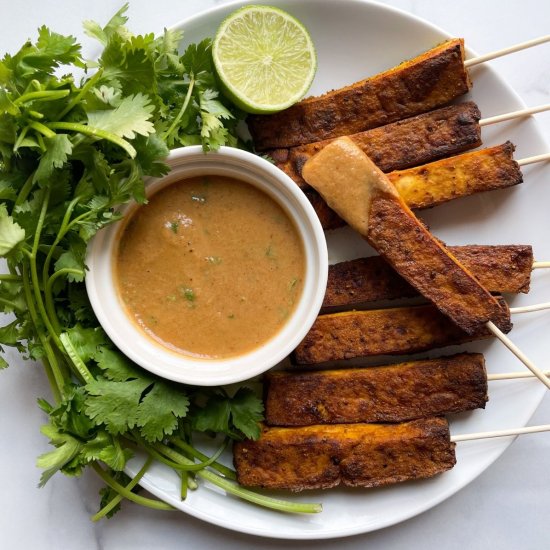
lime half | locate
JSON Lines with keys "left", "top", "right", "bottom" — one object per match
{"left": 212, "top": 5, "right": 317, "bottom": 114}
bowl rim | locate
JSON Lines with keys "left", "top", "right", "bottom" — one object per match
{"left": 85, "top": 145, "right": 328, "bottom": 385}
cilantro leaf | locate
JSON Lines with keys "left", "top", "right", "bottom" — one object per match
{"left": 54, "top": 249, "right": 86, "bottom": 282}
{"left": 228, "top": 388, "right": 264, "bottom": 440}
{"left": 37, "top": 423, "right": 83, "bottom": 486}
{"left": 87, "top": 93, "right": 155, "bottom": 140}
{"left": 192, "top": 397, "right": 231, "bottom": 434}
{"left": 85, "top": 377, "right": 151, "bottom": 435}
{"left": 83, "top": 3, "right": 129, "bottom": 46}
{"left": 63, "top": 325, "right": 108, "bottom": 363}
{"left": 136, "top": 382, "right": 189, "bottom": 442}
{"left": 191, "top": 388, "right": 263, "bottom": 439}
{"left": 0, "top": 204, "right": 25, "bottom": 257}
{"left": 34, "top": 134, "right": 73, "bottom": 183}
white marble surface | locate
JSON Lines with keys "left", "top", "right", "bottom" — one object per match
{"left": 1, "top": 0, "right": 549, "bottom": 548}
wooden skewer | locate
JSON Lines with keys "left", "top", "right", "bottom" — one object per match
{"left": 533, "top": 261, "right": 550, "bottom": 269}
{"left": 480, "top": 103, "right": 550, "bottom": 126}
{"left": 486, "top": 321, "right": 550, "bottom": 390}
{"left": 452, "top": 424, "right": 550, "bottom": 442}
{"left": 510, "top": 302, "right": 550, "bottom": 314}
{"left": 488, "top": 370, "right": 550, "bottom": 381}
{"left": 465, "top": 34, "right": 550, "bottom": 68}
{"left": 517, "top": 153, "right": 550, "bottom": 167}
{"left": 492, "top": 304, "right": 550, "bottom": 384}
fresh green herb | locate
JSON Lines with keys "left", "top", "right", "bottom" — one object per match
{"left": 180, "top": 287, "right": 196, "bottom": 302}
{"left": 169, "top": 221, "right": 179, "bottom": 234}
{"left": 265, "top": 243, "right": 276, "bottom": 259}
{"left": 0, "top": 5, "right": 320, "bottom": 520}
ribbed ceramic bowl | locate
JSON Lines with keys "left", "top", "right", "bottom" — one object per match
{"left": 85, "top": 146, "right": 328, "bottom": 385}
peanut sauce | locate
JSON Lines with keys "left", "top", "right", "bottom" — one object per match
{"left": 115, "top": 175, "right": 305, "bottom": 359}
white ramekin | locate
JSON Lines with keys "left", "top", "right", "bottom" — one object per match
{"left": 85, "top": 146, "right": 328, "bottom": 386}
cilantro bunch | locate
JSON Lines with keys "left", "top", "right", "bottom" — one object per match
{"left": 0, "top": 5, "right": 320, "bottom": 519}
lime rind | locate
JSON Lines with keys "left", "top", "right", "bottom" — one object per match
{"left": 213, "top": 5, "right": 317, "bottom": 114}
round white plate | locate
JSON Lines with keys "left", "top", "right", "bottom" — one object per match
{"left": 126, "top": 0, "right": 550, "bottom": 539}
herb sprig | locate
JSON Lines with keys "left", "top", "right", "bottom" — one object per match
{"left": 0, "top": 5, "right": 321, "bottom": 518}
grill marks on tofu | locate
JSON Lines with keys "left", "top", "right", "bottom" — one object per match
{"left": 323, "top": 244, "right": 533, "bottom": 311}
{"left": 294, "top": 300, "right": 511, "bottom": 365}
{"left": 269, "top": 102, "right": 482, "bottom": 189}
{"left": 248, "top": 39, "right": 471, "bottom": 150}
{"left": 265, "top": 353, "right": 488, "bottom": 426}
{"left": 233, "top": 418, "right": 456, "bottom": 490}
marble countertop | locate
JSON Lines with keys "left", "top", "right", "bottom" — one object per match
{"left": 1, "top": 1, "right": 549, "bottom": 548}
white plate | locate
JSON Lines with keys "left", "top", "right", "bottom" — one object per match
{"left": 126, "top": 0, "right": 550, "bottom": 539}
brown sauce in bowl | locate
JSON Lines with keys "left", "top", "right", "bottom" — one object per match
{"left": 114, "top": 175, "right": 305, "bottom": 359}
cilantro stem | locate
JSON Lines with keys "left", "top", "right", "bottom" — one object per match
{"left": 169, "top": 436, "right": 236, "bottom": 480}
{"left": 42, "top": 195, "right": 83, "bottom": 333}
{"left": 29, "top": 121, "right": 56, "bottom": 139}
{"left": 22, "top": 263, "right": 63, "bottom": 401}
{"left": 91, "top": 456, "right": 154, "bottom": 522}
{"left": 13, "top": 89, "right": 70, "bottom": 106}
{"left": 13, "top": 125, "right": 30, "bottom": 152}
{"left": 91, "top": 463, "right": 174, "bottom": 512}
{"left": 15, "top": 172, "right": 35, "bottom": 207}
{"left": 46, "top": 268, "right": 84, "bottom": 294}
{"left": 58, "top": 69, "right": 103, "bottom": 120}
{"left": 0, "top": 296, "right": 25, "bottom": 312}
{"left": 39, "top": 355, "right": 62, "bottom": 406}
{"left": 163, "top": 75, "right": 195, "bottom": 143}
{"left": 59, "top": 333, "right": 94, "bottom": 384}
{"left": 145, "top": 437, "right": 229, "bottom": 473}
{"left": 28, "top": 188, "right": 63, "bottom": 351}
{"left": 47, "top": 122, "right": 136, "bottom": 158}
{"left": 180, "top": 470, "right": 188, "bottom": 501}
{"left": 44, "top": 268, "right": 85, "bottom": 332}
{"left": 0, "top": 274, "right": 21, "bottom": 281}
{"left": 198, "top": 468, "right": 322, "bottom": 515}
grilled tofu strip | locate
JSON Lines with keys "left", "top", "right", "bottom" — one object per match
{"left": 301, "top": 141, "right": 521, "bottom": 231}
{"left": 265, "top": 353, "right": 487, "bottom": 427}
{"left": 302, "top": 138, "right": 509, "bottom": 334}
{"left": 234, "top": 418, "right": 456, "bottom": 490}
{"left": 392, "top": 141, "right": 522, "bottom": 209}
{"left": 323, "top": 244, "right": 533, "bottom": 311}
{"left": 248, "top": 38, "right": 471, "bottom": 150}
{"left": 269, "top": 102, "right": 482, "bottom": 189}
{"left": 294, "top": 300, "right": 512, "bottom": 365}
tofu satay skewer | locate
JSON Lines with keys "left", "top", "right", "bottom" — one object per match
{"left": 250, "top": 36, "right": 550, "bottom": 150}
{"left": 265, "top": 353, "right": 550, "bottom": 427}
{"left": 294, "top": 300, "right": 544, "bottom": 365}
{"left": 464, "top": 34, "right": 550, "bottom": 68}
{"left": 301, "top": 139, "right": 550, "bottom": 389}
{"left": 233, "top": 418, "right": 550, "bottom": 491}
{"left": 324, "top": 244, "right": 535, "bottom": 311}
{"left": 314, "top": 144, "right": 550, "bottom": 231}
